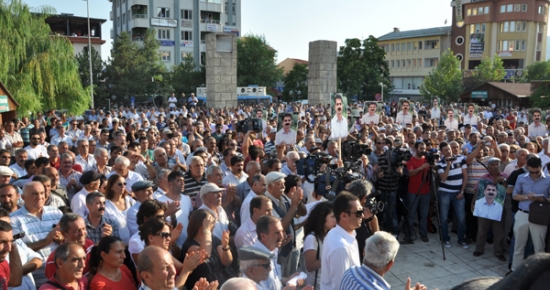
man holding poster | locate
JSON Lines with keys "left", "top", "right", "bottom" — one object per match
{"left": 331, "top": 94, "right": 348, "bottom": 139}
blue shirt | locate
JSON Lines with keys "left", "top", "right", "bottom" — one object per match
{"left": 340, "top": 264, "right": 391, "bottom": 290}
{"left": 513, "top": 172, "right": 550, "bottom": 211}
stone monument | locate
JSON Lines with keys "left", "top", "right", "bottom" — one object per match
{"left": 206, "top": 33, "right": 237, "bottom": 109}
{"left": 308, "top": 40, "right": 337, "bottom": 106}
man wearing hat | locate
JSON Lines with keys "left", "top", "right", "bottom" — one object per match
{"left": 199, "top": 182, "right": 229, "bottom": 240}
{"left": 70, "top": 171, "right": 102, "bottom": 218}
{"left": 238, "top": 245, "right": 275, "bottom": 288}
{"left": 126, "top": 180, "right": 154, "bottom": 236}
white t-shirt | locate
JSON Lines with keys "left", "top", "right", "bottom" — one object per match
{"left": 304, "top": 233, "right": 323, "bottom": 290}
{"left": 157, "top": 194, "right": 193, "bottom": 246}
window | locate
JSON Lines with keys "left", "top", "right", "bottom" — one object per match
{"left": 500, "top": 5, "right": 506, "bottom": 13}
{"left": 391, "top": 60, "right": 394, "bottom": 68}
{"left": 522, "top": 21, "right": 527, "bottom": 31}
{"left": 425, "top": 40, "right": 439, "bottom": 49}
{"left": 515, "top": 40, "right": 520, "bottom": 51}
{"left": 478, "top": 7, "right": 483, "bottom": 15}
{"left": 181, "top": 31, "right": 192, "bottom": 40}
{"left": 157, "top": 29, "right": 170, "bottom": 39}
{"left": 515, "top": 21, "right": 521, "bottom": 32}
{"left": 503, "top": 40, "right": 508, "bottom": 51}
{"left": 456, "top": 36, "right": 464, "bottom": 45}
{"left": 397, "top": 43, "right": 400, "bottom": 51}
{"left": 521, "top": 40, "right": 526, "bottom": 51}
{"left": 402, "top": 60, "right": 405, "bottom": 67}
{"left": 503, "top": 22, "right": 509, "bottom": 32}
{"left": 514, "top": 4, "right": 521, "bottom": 12}
{"left": 509, "top": 41, "right": 515, "bottom": 51}
{"left": 401, "top": 43, "right": 405, "bottom": 51}
{"left": 181, "top": 9, "right": 192, "bottom": 19}
{"left": 473, "top": 8, "right": 478, "bottom": 16}
{"left": 418, "top": 41, "right": 422, "bottom": 49}
{"left": 470, "top": 24, "right": 475, "bottom": 34}
{"left": 467, "top": 9, "right": 471, "bottom": 16}
{"left": 522, "top": 4, "right": 528, "bottom": 12}
{"left": 510, "top": 21, "right": 515, "bottom": 32}
{"left": 413, "top": 59, "right": 416, "bottom": 67}
{"left": 391, "top": 43, "right": 395, "bottom": 52}
{"left": 407, "top": 59, "right": 411, "bottom": 67}
{"left": 539, "top": 6, "right": 546, "bottom": 14}
{"left": 157, "top": 7, "right": 170, "bottom": 18}
{"left": 507, "top": 4, "right": 513, "bottom": 12}
{"left": 418, "top": 58, "right": 422, "bottom": 68}
{"left": 160, "top": 51, "right": 171, "bottom": 61}
{"left": 407, "top": 42, "right": 411, "bottom": 50}
{"left": 484, "top": 6, "right": 489, "bottom": 14}
{"left": 397, "top": 60, "right": 400, "bottom": 67}
{"left": 122, "top": 13, "right": 125, "bottom": 23}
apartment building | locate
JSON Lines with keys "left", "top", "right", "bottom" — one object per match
{"left": 45, "top": 13, "right": 106, "bottom": 56}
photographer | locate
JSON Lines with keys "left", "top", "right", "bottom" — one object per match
{"left": 437, "top": 142, "right": 469, "bottom": 248}
{"left": 405, "top": 141, "right": 431, "bottom": 243}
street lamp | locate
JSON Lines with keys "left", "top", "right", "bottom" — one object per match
{"left": 379, "top": 82, "right": 384, "bottom": 102}
{"left": 289, "top": 90, "right": 301, "bottom": 101}
{"left": 84, "top": 0, "right": 94, "bottom": 109}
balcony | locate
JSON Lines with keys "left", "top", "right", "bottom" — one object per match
{"left": 129, "top": 14, "right": 149, "bottom": 29}
{"left": 130, "top": 0, "right": 149, "bottom": 6}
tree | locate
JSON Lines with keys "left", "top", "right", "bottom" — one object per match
{"left": 337, "top": 36, "right": 391, "bottom": 100}
{"left": 283, "top": 64, "right": 308, "bottom": 101}
{"left": 0, "top": 0, "right": 90, "bottom": 114}
{"left": 75, "top": 46, "right": 106, "bottom": 107}
{"left": 237, "top": 34, "right": 283, "bottom": 90}
{"left": 523, "top": 60, "right": 550, "bottom": 82}
{"left": 420, "top": 49, "right": 463, "bottom": 103}
{"left": 464, "top": 55, "right": 506, "bottom": 91}
{"left": 529, "top": 82, "right": 550, "bottom": 108}
{"left": 172, "top": 54, "right": 205, "bottom": 96}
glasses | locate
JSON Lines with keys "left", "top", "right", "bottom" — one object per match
{"left": 255, "top": 263, "right": 271, "bottom": 269}
{"left": 117, "top": 182, "right": 127, "bottom": 186}
{"left": 31, "top": 138, "right": 40, "bottom": 140}
{"left": 510, "top": 151, "right": 517, "bottom": 154}
{"left": 229, "top": 143, "right": 237, "bottom": 147}
{"left": 376, "top": 142, "right": 383, "bottom": 145}
{"left": 154, "top": 215, "right": 164, "bottom": 219}
{"left": 347, "top": 208, "right": 364, "bottom": 218}
{"left": 529, "top": 170, "right": 541, "bottom": 175}
{"left": 155, "top": 232, "right": 171, "bottom": 239}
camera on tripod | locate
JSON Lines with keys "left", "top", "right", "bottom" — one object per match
{"left": 235, "top": 118, "right": 263, "bottom": 133}
{"left": 316, "top": 168, "right": 362, "bottom": 201}
{"left": 421, "top": 148, "right": 440, "bottom": 165}
{"left": 342, "top": 140, "right": 372, "bottom": 160}
{"left": 393, "top": 147, "right": 413, "bottom": 164}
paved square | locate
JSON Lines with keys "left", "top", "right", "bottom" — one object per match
{"left": 387, "top": 232, "right": 509, "bottom": 290}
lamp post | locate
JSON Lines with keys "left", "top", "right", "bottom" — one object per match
{"left": 379, "top": 82, "right": 384, "bottom": 102}
{"left": 289, "top": 90, "right": 301, "bottom": 101}
{"left": 85, "top": 0, "right": 94, "bottom": 109}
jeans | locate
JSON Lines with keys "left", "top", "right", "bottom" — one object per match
{"left": 439, "top": 190, "right": 466, "bottom": 244}
{"left": 380, "top": 190, "right": 400, "bottom": 235}
{"left": 407, "top": 193, "right": 431, "bottom": 237}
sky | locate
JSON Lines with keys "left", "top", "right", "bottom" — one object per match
{"left": 23, "top": 0, "right": 455, "bottom": 62}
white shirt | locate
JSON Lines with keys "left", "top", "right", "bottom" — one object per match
{"left": 7, "top": 239, "right": 41, "bottom": 290}
{"left": 473, "top": 198, "right": 504, "bottom": 221}
{"left": 50, "top": 134, "right": 73, "bottom": 147}
{"left": 464, "top": 114, "right": 479, "bottom": 126}
{"left": 75, "top": 154, "right": 97, "bottom": 172}
{"left": 320, "top": 225, "right": 360, "bottom": 290}
{"left": 0, "top": 137, "right": 12, "bottom": 150}
{"left": 70, "top": 188, "right": 90, "bottom": 218}
{"left": 222, "top": 171, "right": 248, "bottom": 187}
{"left": 235, "top": 217, "right": 257, "bottom": 248}
{"left": 198, "top": 204, "right": 229, "bottom": 240}
{"left": 157, "top": 194, "right": 193, "bottom": 245}
{"left": 275, "top": 128, "right": 297, "bottom": 146}
{"left": 240, "top": 191, "right": 258, "bottom": 225}
{"left": 431, "top": 107, "right": 441, "bottom": 119}
{"left": 9, "top": 163, "right": 26, "bottom": 178}
{"left": 529, "top": 122, "right": 547, "bottom": 137}
{"left": 396, "top": 111, "right": 412, "bottom": 126}
{"left": 444, "top": 118, "right": 459, "bottom": 130}
{"left": 67, "top": 129, "right": 83, "bottom": 140}
{"left": 503, "top": 161, "right": 519, "bottom": 177}
{"left": 361, "top": 113, "right": 380, "bottom": 126}
{"left": 304, "top": 233, "right": 323, "bottom": 289}
{"left": 128, "top": 231, "right": 145, "bottom": 266}
{"left": 24, "top": 145, "right": 49, "bottom": 160}
{"left": 253, "top": 240, "right": 283, "bottom": 290}
{"left": 105, "top": 196, "right": 136, "bottom": 244}
{"left": 126, "top": 202, "right": 141, "bottom": 237}
{"left": 330, "top": 115, "right": 348, "bottom": 139}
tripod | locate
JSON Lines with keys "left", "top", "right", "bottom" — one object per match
{"left": 429, "top": 167, "right": 447, "bottom": 260}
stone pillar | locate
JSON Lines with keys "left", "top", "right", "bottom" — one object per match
{"left": 308, "top": 40, "right": 337, "bottom": 106}
{"left": 206, "top": 33, "right": 237, "bottom": 109}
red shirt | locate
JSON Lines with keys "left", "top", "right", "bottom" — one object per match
{"left": 407, "top": 156, "right": 430, "bottom": 194}
{"left": 39, "top": 275, "right": 88, "bottom": 290}
{"left": 89, "top": 265, "right": 137, "bottom": 290}
{"left": 0, "top": 260, "right": 9, "bottom": 289}
{"left": 45, "top": 239, "right": 95, "bottom": 279}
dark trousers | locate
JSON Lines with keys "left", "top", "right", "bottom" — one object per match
{"left": 476, "top": 217, "right": 505, "bottom": 256}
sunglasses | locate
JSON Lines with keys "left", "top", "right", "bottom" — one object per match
{"left": 117, "top": 182, "right": 127, "bottom": 186}
{"left": 155, "top": 232, "right": 171, "bottom": 239}
{"left": 376, "top": 142, "right": 383, "bottom": 145}
{"left": 529, "top": 170, "right": 541, "bottom": 175}
{"left": 347, "top": 208, "right": 364, "bottom": 218}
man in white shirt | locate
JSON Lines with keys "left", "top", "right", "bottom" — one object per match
{"left": 395, "top": 100, "right": 412, "bottom": 127}
{"left": 24, "top": 132, "right": 48, "bottom": 160}
{"left": 430, "top": 97, "right": 441, "bottom": 120}
{"left": 222, "top": 155, "right": 248, "bottom": 187}
{"left": 321, "top": 192, "right": 362, "bottom": 290}
{"left": 240, "top": 174, "right": 267, "bottom": 225}
{"left": 67, "top": 120, "right": 82, "bottom": 145}
{"left": 75, "top": 139, "right": 96, "bottom": 172}
{"left": 9, "top": 149, "right": 27, "bottom": 178}
{"left": 198, "top": 182, "right": 229, "bottom": 240}
{"left": 361, "top": 102, "right": 380, "bottom": 127}
{"left": 444, "top": 109, "right": 459, "bottom": 130}
{"left": 330, "top": 94, "right": 348, "bottom": 139}
{"left": 50, "top": 125, "right": 73, "bottom": 147}
{"left": 528, "top": 109, "right": 547, "bottom": 138}
{"left": 236, "top": 195, "right": 272, "bottom": 248}
{"left": 156, "top": 171, "right": 193, "bottom": 245}
{"left": 275, "top": 113, "right": 297, "bottom": 146}
{"left": 463, "top": 104, "right": 479, "bottom": 128}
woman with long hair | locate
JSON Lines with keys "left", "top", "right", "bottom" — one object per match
{"left": 303, "top": 202, "right": 336, "bottom": 289}
{"left": 89, "top": 236, "right": 137, "bottom": 290}
{"left": 180, "top": 209, "right": 232, "bottom": 289}
{"left": 104, "top": 174, "right": 135, "bottom": 244}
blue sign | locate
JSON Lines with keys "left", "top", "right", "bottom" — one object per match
{"left": 130, "top": 96, "right": 135, "bottom": 107}
{"left": 160, "top": 40, "right": 175, "bottom": 46}
{"left": 278, "top": 87, "right": 284, "bottom": 92}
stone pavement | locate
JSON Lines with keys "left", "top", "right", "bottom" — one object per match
{"left": 387, "top": 231, "right": 509, "bottom": 290}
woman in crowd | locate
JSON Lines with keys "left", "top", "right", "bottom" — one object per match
{"left": 104, "top": 174, "right": 135, "bottom": 244}
{"left": 303, "top": 201, "right": 336, "bottom": 290}
{"left": 129, "top": 199, "right": 167, "bottom": 265}
{"left": 180, "top": 209, "right": 232, "bottom": 289}
{"left": 139, "top": 218, "right": 184, "bottom": 271}
{"left": 89, "top": 236, "right": 137, "bottom": 290}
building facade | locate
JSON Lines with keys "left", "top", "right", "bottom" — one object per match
{"left": 451, "top": 0, "right": 549, "bottom": 74}
{"left": 378, "top": 27, "right": 452, "bottom": 101}
{"left": 45, "top": 14, "right": 106, "bottom": 56}
{"left": 109, "top": 0, "right": 241, "bottom": 68}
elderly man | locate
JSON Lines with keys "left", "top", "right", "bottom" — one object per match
{"left": 199, "top": 182, "right": 229, "bottom": 240}
{"left": 44, "top": 213, "right": 95, "bottom": 279}
{"left": 58, "top": 153, "right": 83, "bottom": 200}
{"left": 92, "top": 147, "right": 111, "bottom": 176}
{"left": 220, "top": 148, "right": 237, "bottom": 178}
{"left": 126, "top": 180, "right": 155, "bottom": 236}
{"left": 156, "top": 171, "right": 193, "bottom": 245}
{"left": 10, "top": 181, "right": 64, "bottom": 286}
{"left": 84, "top": 192, "right": 119, "bottom": 244}
{"left": 39, "top": 242, "right": 87, "bottom": 290}
{"left": 183, "top": 156, "right": 207, "bottom": 206}
{"left": 238, "top": 246, "right": 275, "bottom": 288}
{"left": 240, "top": 174, "right": 267, "bottom": 224}
{"left": 44, "top": 167, "right": 69, "bottom": 206}
{"left": 70, "top": 171, "right": 102, "bottom": 217}
{"left": 137, "top": 246, "right": 178, "bottom": 290}
{"left": 340, "top": 231, "right": 425, "bottom": 290}
{"left": 32, "top": 175, "right": 66, "bottom": 209}
{"left": 109, "top": 156, "right": 144, "bottom": 193}
{"left": 153, "top": 147, "right": 175, "bottom": 173}
{"left": 74, "top": 139, "right": 96, "bottom": 172}
{"left": 153, "top": 169, "right": 171, "bottom": 198}
{"left": 236, "top": 195, "right": 272, "bottom": 248}
{"left": 281, "top": 151, "right": 299, "bottom": 176}
{"left": 5, "top": 121, "right": 23, "bottom": 156}
{"left": 9, "top": 149, "right": 27, "bottom": 178}
{"left": 25, "top": 132, "right": 48, "bottom": 160}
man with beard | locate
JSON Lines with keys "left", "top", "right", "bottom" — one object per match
{"left": 0, "top": 184, "right": 20, "bottom": 213}
{"left": 84, "top": 192, "right": 119, "bottom": 244}
{"left": 24, "top": 132, "right": 48, "bottom": 160}
{"left": 275, "top": 113, "right": 297, "bottom": 146}
{"left": 331, "top": 94, "right": 349, "bottom": 139}
{"left": 0, "top": 219, "right": 22, "bottom": 288}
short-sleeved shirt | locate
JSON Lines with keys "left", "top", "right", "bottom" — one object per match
{"left": 437, "top": 155, "right": 467, "bottom": 193}
{"left": 512, "top": 172, "right": 550, "bottom": 212}
{"left": 0, "top": 260, "right": 9, "bottom": 289}
{"left": 89, "top": 265, "right": 137, "bottom": 290}
{"left": 45, "top": 239, "right": 95, "bottom": 279}
{"left": 38, "top": 276, "right": 88, "bottom": 290}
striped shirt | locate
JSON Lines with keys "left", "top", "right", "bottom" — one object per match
{"left": 437, "top": 155, "right": 467, "bottom": 193}
{"left": 340, "top": 264, "right": 391, "bottom": 290}
{"left": 59, "top": 170, "right": 83, "bottom": 201}
{"left": 465, "top": 157, "right": 490, "bottom": 194}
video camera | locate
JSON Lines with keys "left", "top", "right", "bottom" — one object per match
{"left": 342, "top": 140, "right": 372, "bottom": 160}
{"left": 365, "top": 192, "right": 385, "bottom": 216}
{"left": 297, "top": 152, "right": 332, "bottom": 179}
{"left": 393, "top": 147, "right": 413, "bottom": 164}
{"left": 421, "top": 148, "right": 440, "bottom": 165}
{"left": 235, "top": 118, "right": 263, "bottom": 133}
{"left": 316, "top": 168, "right": 363, "bottom": 201}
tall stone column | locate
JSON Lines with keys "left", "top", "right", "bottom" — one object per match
{"left": 308, "top": 40, "right": 337, "bottom": 106}
{"left": 206, "top": 33, "right": 237, "bottom": 109}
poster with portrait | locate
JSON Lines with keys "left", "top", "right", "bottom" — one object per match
{"left": 529, "top": 108, "right": 547, "bottom": 124}
{"left": 361, "top": 101, "right": 381, "bottom": 126}
{"left": 469, "top": 32, "right": 485, "bottom": 58}
{"left": 330, "top": 93, "right": 349, "bottom": 140}
{"left": 430, "top": 97, "right": 442, "bottom": 120}
{"left": 395, "top": 98, "right": 413, "bottom": 126}
{"left": 275, "top": 112, "right": 298, "bottom": 145}
{"left": 444, "top": 108, "right": 460, "bottom": 130}
{"left": 473, "top": 179, "right": 506, "bottom": 221}
{"left": 463, "top": 103, "right": 479, "bottom": 127}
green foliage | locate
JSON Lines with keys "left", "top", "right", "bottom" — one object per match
{"left": 0, "top": 0, "right": 90, "bottom": 114}
{"left": 237, "top": 34, "right": 283, "bottom": 88}
{"left": 103, "top": 29, "right": 169, "bottom": 104}
{"left": 522, "top": 60, "right": 550, "bottom": 82}
{"left": 75, "top": 46, "right": 106, "bottom": 107}
{"left": 464, "top": 55, "right": 506, "bottom": 91}
{"left": 420, "top": 49, "right": 463, "bottom": 103}
{"left": 283, "top": 64, "right": 308, "bottom": 101}
{"left": 337, "top": 36, "right": 391, "bottom": 100}
{"left": 172, "top": 54, "right": 205, "bottom": 96}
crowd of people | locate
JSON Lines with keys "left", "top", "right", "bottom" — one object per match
{"left": 0, "top": 97, "right": 546, "bottom": 290}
